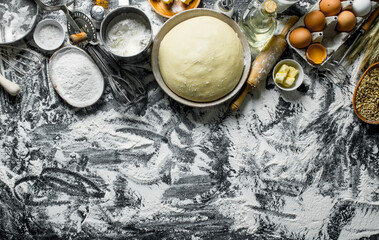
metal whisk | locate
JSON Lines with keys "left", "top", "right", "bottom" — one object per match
{"left": 87, "top": 45, "right": 146, "bottom": 104}
{"left": 34, "top": 0, "right": 146, "bottom": 105}
{"left": 0, "top": 46, "right": 43, "bottom": 76}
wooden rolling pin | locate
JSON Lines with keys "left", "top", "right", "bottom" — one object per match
{"left": 0, "top": 73, "right": 20, "bottom": 96}
{"left": 230, "top": 15, "right": 299, "bottom": 111}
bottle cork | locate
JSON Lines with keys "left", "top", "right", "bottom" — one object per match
{"left": 264, "top": 0, "right": 278, "bottom": 14}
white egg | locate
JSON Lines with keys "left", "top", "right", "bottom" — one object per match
{"left": 352, "top": 0, "right": 371, "bottom": 17}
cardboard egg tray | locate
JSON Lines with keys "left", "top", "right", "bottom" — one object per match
{"left": 287, "top": 0, "right": 379, "bottom": 67}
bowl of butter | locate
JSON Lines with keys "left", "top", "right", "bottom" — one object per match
{"left": 272, "top": 59, "right": 304, "bottom": 91}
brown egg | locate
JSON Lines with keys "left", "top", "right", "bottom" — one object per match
{"left": 319, "top": 0, "right": 342, "bottom": 16}
{"left": 289, "top": 27, "right": 312, "bottom": 49}
{"left": 305, "top": 10, "right": 326, "bottom": 32}
{"left": 336, "top": 11, "right": 357, "bottom": 32}
{"left": 306, "top": 43, "right": 327, "bottom": 65}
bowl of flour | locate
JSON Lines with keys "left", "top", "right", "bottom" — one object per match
{"left": 33, "top": 19, "right": 65, "bottom": 52}
{"left": 100, "top": 6, "right": 152, "bottom": 63}
{"left": 49, "top": 46, "right": 104, "bottom": 108}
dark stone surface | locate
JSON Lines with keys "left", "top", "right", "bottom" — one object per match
{"left": 0, "top": 0, "right": 378, "bottom": 239}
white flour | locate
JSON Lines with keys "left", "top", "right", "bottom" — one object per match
{"left": 37, "top": 24, "right": 63, "bottom": 50}
{"left": 106, "top": 17, "right": 151, "bottom": 56}
{"left": 50, "top": 49, "right": 104, "bottom": 107}
{"left": 0, "top": 1, "right": 37, "bottom": 43}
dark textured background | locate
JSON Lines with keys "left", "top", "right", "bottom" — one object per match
{"left": 0, "top": 0, "right": 378, "bottom": 239}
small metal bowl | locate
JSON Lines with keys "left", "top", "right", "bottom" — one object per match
{"left": 33, "top": 19, "right": 65, "bottom": 52}
{"left": 99, "top": 6, "right": 152, "bottom": 63}
{"left": 151, "top": 9, "right": 252, "bottom": 108}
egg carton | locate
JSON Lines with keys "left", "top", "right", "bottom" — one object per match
{"left": 287, "top": 0, "right": 379, "bottom": 67}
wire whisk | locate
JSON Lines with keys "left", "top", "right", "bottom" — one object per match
{"left": 0, "top": 46, "right": 43, "bottom": 76}
{"left": 86, "top": 45, "right": 146, "bottom": 104}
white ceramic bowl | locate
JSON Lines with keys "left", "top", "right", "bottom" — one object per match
{"left": 272, "top": 59, "right": 304, "bottom": 91}
{"left": 33, "top": 19, "right": 65, "bottom": 51}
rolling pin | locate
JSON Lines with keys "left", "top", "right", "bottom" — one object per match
{"left": 230, "top": 15, "right": 299, "bottom": 111}
{"left": 0, "top": 73, "right": 20, "bottom": 96}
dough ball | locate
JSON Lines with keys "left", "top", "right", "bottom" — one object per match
{"left": 158, "top": 16, "right": 244, "bottom": 102}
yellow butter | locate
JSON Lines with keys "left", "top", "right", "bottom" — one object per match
{"left": 275, "top": 72, "right": 287, "bottom": 84}
{"left": 274, "top": 64, "right": 290, "bottom": 84}
{"left": 288, "top": 66, "right": 299, "bottom": 78}
{"left": 283, "top": 76, "right": 296, "bottom": 87}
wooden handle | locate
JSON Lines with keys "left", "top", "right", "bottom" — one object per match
{"left": 230, "top": 16, "right": 299, "bottom": 111}
{"left": 362, "top": 7, "right": 379, "bottom": 32}
{"left": 280, "top": 15, "right": 300, "bottom": 38}
{"left": 69, "top": 32, "right": 88, "bottom": 45}
{"left": 230, "top": 84, "right": 252, "bottom": 111}
{"left": 0, "top": 73, "right": 20, "bottom": 96}
{"left": 247, "top": 37, "right": 288, "bottom": 87}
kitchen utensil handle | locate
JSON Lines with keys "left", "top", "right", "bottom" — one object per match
{"left": 70, "top": 32, "right": 88, "bottom": 44}
{"left": 362, "top": 7, "right": 379, "bottom": 32}
{"left": 279, "top": 15, "right": 299, "bottom": 38}
{"left": 0, "top": 74, "right": 20, "bottom": 96}
{"left": 230, "top": 84, "right": 252, "bottom": 111}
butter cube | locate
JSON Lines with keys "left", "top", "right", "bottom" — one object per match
{"left": 274, "top": 64, "right": 290, "bottom": 84}
{"left": 163, "top": 0, "right": 173, "bottom": 4}
{"left": 275, "top": 72, "right": 287, "bottom": 84}
{"left": 278, "top": 64, "right": 290, "bottom": 74}
{"left": 283, "top": 76, "right": 296, "bottom": 87}
{"left": 288, "top": 66, "right": 299, "bottom": 78}
{"left": 181, "top": 0, "right": 193, "bottom": 5}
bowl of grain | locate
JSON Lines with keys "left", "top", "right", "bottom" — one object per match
{"left": 353, "top": 62, "right": 379, "bottom": 125}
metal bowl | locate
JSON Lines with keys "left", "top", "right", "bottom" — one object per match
{"left": 99, "top": 6, "right": 153, "bottom": 63}
{"left": 151, "top": 9, "right": 251, "bottom": 108}
{"left": 0, "top": 0, "right": 39, "bottom": 45}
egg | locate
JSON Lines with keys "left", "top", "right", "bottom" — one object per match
{"left": 306, "top": 43, "right": 327, "bottom": 65}
{"left": 336, "top": 11, "right": 357, "bottom": 32}
{"left": 305, "top": 10, "right": 326, "bottom": 32}
{"left": 352, "top": 0, "right": 371, "bottom": 17}
{"left": 319, "top": 0, "right": 342, "bottom": 16}
{"left": 289, "top": 27, "right": 312, "bottom": 49}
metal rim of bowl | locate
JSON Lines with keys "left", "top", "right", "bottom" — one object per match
{"left": 0, "top": 0, "right": 39, "bottom": 45}
{"left": 151, "top": 8, "right": 252, "bottom": 108}
{"left": 33, "top": 19, "right": 65, "bottom": 51}
{"left": 99, "top": 6, "right": 153, "bottom": 61}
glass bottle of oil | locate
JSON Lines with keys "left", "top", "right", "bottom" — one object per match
{"left": 238, "top": 0, "right": 278, "bottom": 50}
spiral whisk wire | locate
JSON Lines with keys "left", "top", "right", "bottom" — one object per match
{"left": 0, "top": 46, "right": 43, "bottom": 76}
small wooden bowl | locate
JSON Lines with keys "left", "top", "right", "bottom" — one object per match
{"left": 352, "top": 62, "right": 379, "bottom": 125}
{"left": 148, "top": 0, "right": 201, "bottom": 18}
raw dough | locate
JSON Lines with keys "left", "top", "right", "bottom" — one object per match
{"left": 158, "top": 16, "right": 244, "bottom": 102}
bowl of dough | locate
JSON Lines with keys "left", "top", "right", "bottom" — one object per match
{"left": 151, "top": 9, "right": 251, "bottom": 107}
